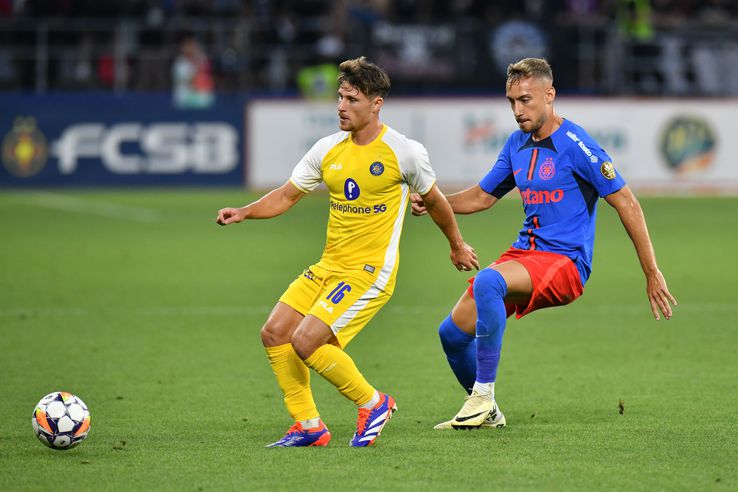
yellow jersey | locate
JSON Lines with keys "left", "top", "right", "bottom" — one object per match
{"left": 289, "top": 124, "right": 436, "bottom": 294}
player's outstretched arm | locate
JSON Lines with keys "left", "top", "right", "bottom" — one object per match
{"left": 411, "top": 184, "right": 497, "bottom": 216}
{"left": 605, "top": 185, "right": 678, "bottom": 320}
{"left": 420, "top": 184, "right": 480, "bottom": 271}
{"left": 216, "top": 180, "right": 305, "bottom": 226}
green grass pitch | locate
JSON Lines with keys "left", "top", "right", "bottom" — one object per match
{"left": 1, "top": 190, "right": 736, "bottom": 491}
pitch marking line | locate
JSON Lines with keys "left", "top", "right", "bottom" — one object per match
{"left": 8, "top": 191, "right": 161, "bottom": 223}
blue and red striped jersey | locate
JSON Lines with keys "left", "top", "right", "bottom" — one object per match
{"left": 479, "top": 118, "right": 626, "bottom": 286}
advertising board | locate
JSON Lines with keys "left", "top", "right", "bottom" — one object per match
{"left": 1, "top": 94, "right": 244, "bottom": 187}
{"left": 248, "top": 98, "right": 736, "bottom": 193}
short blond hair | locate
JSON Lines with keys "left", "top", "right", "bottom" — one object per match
{"left": 338, "top": 56, "right": 390, "bottom": 99}
{"left": 507, "top": 58, "right": 553, "bottom": 85}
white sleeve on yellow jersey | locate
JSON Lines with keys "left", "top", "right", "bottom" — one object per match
{"left": 382, "top": 127, "right": 436, "bottom": 195}
{"left": 290, "top": 131, "right": 348, "bottom": 193}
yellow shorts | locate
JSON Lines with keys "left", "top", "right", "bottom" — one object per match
{"left": 279, "top": 264, "right": 391, "bottom": 347}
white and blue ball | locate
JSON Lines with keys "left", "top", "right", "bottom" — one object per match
{"left": 32, "top": 392, "right": 91, "bottom": 450}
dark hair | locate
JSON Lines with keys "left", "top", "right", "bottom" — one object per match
{"left": 507, "top": 58, "right": 553, "bottom": 85}
{"left": 337, "top": 56, "right": 390, "bottom": 99}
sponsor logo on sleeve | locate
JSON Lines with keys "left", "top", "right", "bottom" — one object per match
{"left": 566, "top": 130, "right": 598, "bottom": 163}
{"left": 600, "top": 161, "right": 616, "bottom": 180}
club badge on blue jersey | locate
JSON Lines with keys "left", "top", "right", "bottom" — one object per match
{"left": 344, "top": 178, "right": 360, "bottom": 200}
{"left": 539, "top": 157, "right": 555, "bottom": 180}
{"left": 370, "top": 161, "right": 384, "bottom": 176}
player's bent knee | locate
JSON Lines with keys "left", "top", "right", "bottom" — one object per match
{"left": 438, "top": 315, "right": 474, "bottom": 352}
{"left": 450, "top": 293, "right": 477, "bottom": 334}
{"left": 473, "top": 268, "right": 508, "bottom": 303}
{"left": 260, "top": 320, "right": 293, "bottom": 347}
{"left": 290, "top": 329, "right": 319, "bottom": 360}
{"left": 438, "top": 316, "right": 454, "bottom": 349}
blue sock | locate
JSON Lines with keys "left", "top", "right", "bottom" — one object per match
{"left": 438, "top": 314, "right": 476, "bottom": 394}
{"left": 472, "top": 268, "right": 508, "bottom": 384}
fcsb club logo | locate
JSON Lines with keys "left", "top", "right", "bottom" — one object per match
{"left": 2, "top": 117, "right": 48, "bottom": 177}
{"left": 538, "top": 157, "right": 555, "bottom": 180}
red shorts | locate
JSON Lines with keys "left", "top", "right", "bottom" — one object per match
{"left": 467, "top": 247, "right": 583, "bottom": 319}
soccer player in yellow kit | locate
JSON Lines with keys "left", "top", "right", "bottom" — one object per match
{"left": 216, "top": 57, "right": 479, "bottom": 447}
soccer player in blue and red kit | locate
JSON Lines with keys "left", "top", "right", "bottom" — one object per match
{"left": 411, "top": 58, "right": 678, "bottom": 429}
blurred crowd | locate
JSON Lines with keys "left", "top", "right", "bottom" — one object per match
{"left": 4, "top": 0, "right": 738, "bottom": 25}
{"left": 0, "top": 0, "right": 737, "bottom": 97}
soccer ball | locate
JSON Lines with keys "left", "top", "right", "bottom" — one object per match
{"left": 32, "top": 392, "right": 91, "bottom": 450}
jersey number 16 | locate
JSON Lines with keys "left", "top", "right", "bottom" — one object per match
{"left": 326, "top": 282, "right": 352, "bottom": 304}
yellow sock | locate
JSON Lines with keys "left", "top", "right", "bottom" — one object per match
{"left": 264, "top": 344, "right": 319, "bottom": 421}
{"left": 304, "top": 344, "right": 375, "bottom": 406}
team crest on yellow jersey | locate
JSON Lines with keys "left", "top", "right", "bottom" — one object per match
{"left": 370, "top": 161, "right": 384, "bottom": 176}
{"left": 2, "top": 117, "right": 48, "bottom": 177}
